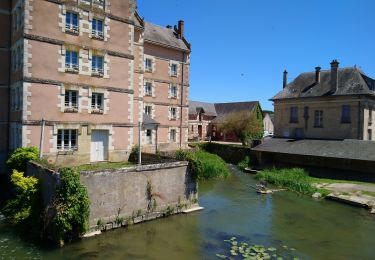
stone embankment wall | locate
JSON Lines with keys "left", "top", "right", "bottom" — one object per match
{"left": 28, "top": 161, "right": 198, "bottom": 231}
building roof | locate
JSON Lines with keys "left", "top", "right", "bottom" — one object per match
{"left": 272, "top": 67, "right": 375, "bottom": 100}
{"left": 189, "top": 101, "right": 217, "bottom": 117}
{"left": 144, "top": 22, "right": 190, "bottom": 52}
{"left": 214, "top": 101, "right": 259, "bottom": 115}
{"left": 252, "top": 138, "right": 375, "bottom": 161}
{"left": 142, "top": 113, "right": 159, "bottom": 125}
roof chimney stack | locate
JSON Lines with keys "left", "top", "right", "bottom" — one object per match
{"left": 330, "top": 59, "right": 339, "bottom": 93}
{"left": 178, "top": 20, "right": 184, "bottom": 39}
{"left": 315, "top": 66, "right": 321, "bottom": 83}
{"left": 283, "top": 70, "right": 288, "bottom": 89}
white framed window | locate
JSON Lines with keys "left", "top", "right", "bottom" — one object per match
{"left": 144, "top": 105, "right": 152, "bottom": 116}
{"left": 57, "top": 129, "right": 78, "bottom": 151}
{"left": 92, "top": 55, "right": 104, "bottom": 76}
{"left": 92, "top": 18, "right": 104, "bottom": 40}
{"left": 91, "top": 93, "right": 104, "bottom": 112}
{"left": 80, "top": 0, "right": 91, "bottom": 6}
{"left": 171, "top": 63, "right": 178, "bottom": 76}
{"left": 144, "top": 82, "right": 152, "bottom": 96}
{"left": 93, "top": 0, "right": 105, "bottom": 9}
{"left": 170, "top": 129, "right": 176, "bottom": 142}
{"left": 65, "top": 90, "right": 78, "bottom": 111}
{"left": 170, "top": 107, "right": 177, "bottom": 120}
{"left": 146, "top": 129, "right": 152, "bottom": 144}
{"left": 170, "top": 85, "right": 178, "bottom": 98}
{"left": 65, "top": 12, "right": 79, "bottom": 34}
{"left": 65, "top": 50, "right": 79, "bottom": 73}
{"left": 145, "top": 58, "right": 152, "bottom": 71}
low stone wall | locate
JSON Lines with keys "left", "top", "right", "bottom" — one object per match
{"left": 81, "top": 161, "right": 198, "bottom": 230}
{"left": 28, "top": 161, "right": 198, "bottom": 231}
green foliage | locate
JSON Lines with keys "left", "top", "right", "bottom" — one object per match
{"left": 200, "top": 142, "right": 252, "bottom": 165}
{"left": 128, "top": 145, "right": 139, "bottom": 163}
{"left": 256, "top": 168, "right": 319, "bottom": 195}
{"left": 6, "top": 147, "right": 39, "bottom": 173}
{"left": 2, "top": 170, "right": 40, "bottom": 226}
{"left": 237, "top": 156, "right": 252, "bottom": 171}
{"left": 46, "top": 167, "right": 90, "bottom": 243}
{"left": 176, "top": 150, "right": 230, "bottom": 180}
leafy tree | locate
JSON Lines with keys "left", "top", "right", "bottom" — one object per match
{"left": 2, "top": 170, "right": 40, "bottom": 225}
{"left": 220, "top": 110, "right": 263, "bottom": 146}
{"left": 6, "top": 147, "right": 39, "bottom": 173}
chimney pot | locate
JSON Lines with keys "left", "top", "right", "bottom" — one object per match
{"left": 330, "top": 59, "right": 340, "bottom": 93}
{"left": 283, "top": 70, "right": 288, "bottom": 89}
{"left": 178, "top": 20, "right": 184, "bottom": 39}
{"left": 315, "top": 66, "right": 321, "bottom": 83}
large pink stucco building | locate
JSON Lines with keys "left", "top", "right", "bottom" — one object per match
{"left": 0, "top": 0, "right": 191, "bottom": 168}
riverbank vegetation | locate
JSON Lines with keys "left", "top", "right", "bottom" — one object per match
{"left": 197, "top": 142, "right": 252, "bottom": 165}
{"left": 255, "top": 168, "right": 330, "bottom": 196}
{"left": 1, "top": 147, "right": 90, "bottom": 246}
{"left": 176, "top": 150, "right": 230, "bottom": 180}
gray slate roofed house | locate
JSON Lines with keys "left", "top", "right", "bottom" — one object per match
{"left": 189, "top": 101, "right": 217, "bottom": 117}
{"left": 272, "top": 67, "right": 375, "bottom": 100}
{"left": 214, "top": 101, "right": 259, "bottom": 115}
{"left": 144, "top": 22, "right": 190, "bottom": 52}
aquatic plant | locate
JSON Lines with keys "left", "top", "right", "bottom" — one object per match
{"left": 217, "top": 237, "right": 301, "bottom": 260}
{"left": 256, "top": 168, "right": 328, "bottom": 196}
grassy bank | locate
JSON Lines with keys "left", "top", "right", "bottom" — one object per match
{"left": 255, "top": 168, "right": 330, "bottom": 196}
{"left": 176, "top": 150, "right": 230, "bottom": 180}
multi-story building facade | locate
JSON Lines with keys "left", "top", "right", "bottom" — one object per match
{"left": 0, "top": 0, "right": 191, "bottom": 168}
{"left": 272, "top": 60, "right": 375, "bottom": 140}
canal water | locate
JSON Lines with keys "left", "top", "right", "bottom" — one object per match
{"left": 0, "top": 167, "right": 375, "bottom": 259}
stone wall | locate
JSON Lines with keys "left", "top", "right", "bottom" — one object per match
{"left": 28, "top": 161, "right": 198, "bottom": 231}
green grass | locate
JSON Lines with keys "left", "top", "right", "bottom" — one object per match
{"left": 73, "top": 162, "right": 134, "bottom": 172}
{"left": 360, "top": 191, "right": 375, "bottom": 197}
{"left": 255, "top": 168, "right": 329, "bottom": 196}
{"left": 308, "top": 176, "right": 375, "bottom": 186}
{"left": 176, "top": 150, "right": 230, "bottom": 180}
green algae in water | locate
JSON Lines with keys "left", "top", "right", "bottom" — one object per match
{"left": 217, "top": 237, "right": 301, "bottom": 260}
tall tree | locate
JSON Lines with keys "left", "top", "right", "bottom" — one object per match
{"left": 220, "top": 110, "right": 263, "bottom": 146}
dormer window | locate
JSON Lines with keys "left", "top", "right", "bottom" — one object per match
{"left": 65, "top": 12, "right": 79, "bottom": 35}
{"left": 92, "top": 19, "right": 104, "bottom": 40}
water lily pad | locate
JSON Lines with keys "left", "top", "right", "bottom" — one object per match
{"left": 215, "top": 254, "right": 227, "bottom": 259}
{"left": 268, "top": 247, "right": 277, "bottom": 251}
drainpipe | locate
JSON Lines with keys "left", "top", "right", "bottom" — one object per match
{"left": 179, "top": 52, "right": 185, "bottom": 149}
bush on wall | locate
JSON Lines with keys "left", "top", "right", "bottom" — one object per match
{"left": 44, "top": 167, "right": 90, "bottom": 245}
{"left": 6, "top": 147, "right": 39, "bottom": 173}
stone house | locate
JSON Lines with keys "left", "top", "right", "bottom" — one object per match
{"left": 272, "top": 60, "right": 375, "bottom": 140}
{"left": 0, "top": 0, "right": 190, "bottom": 169}
{"left": 188, "top": 101, "right": 263, "bottom": 142}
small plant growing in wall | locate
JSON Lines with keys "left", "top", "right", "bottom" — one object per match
{"left": 97, "top": 219, "right": 105, "bottom": 231}
{"left": 146, "top": 180, "right": 158, "bottom": 211}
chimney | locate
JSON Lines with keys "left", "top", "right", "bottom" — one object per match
{"left": 178, "top": 20, "right": 184, "bottom": 39}
{"left": 315, "top": 66, "right": 321, "bottom": 83}
{"left": 283, "top": 70, "right": 288, "bottom": 89}
{"left": 330, "top": 59, "right": 339, "bottom": 93}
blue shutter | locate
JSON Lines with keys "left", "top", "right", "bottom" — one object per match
{"left": 92, "top": 19, "right": 97, "bottom": 31}
{"left": 92, "top": 56, "right": 97, "bottom": 69}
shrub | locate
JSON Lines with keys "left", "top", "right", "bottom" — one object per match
{"left": 45, "top": 167, "right": 90, "bottom": 244}
{"left": 255, "top": 168, "right": 318, "bottom": 195}
{"left": 128, "top": 145, "right": 139, "bottom": 163}
{"left": 200, "top": 142, "right": 252, "bottom": 164}
{"left": 6, "top": 147, "right": 39, "bottom": 173}
{"left": 2, "top": 170, "right": 40, "bottom": 226}
{"left": 177, "top": 150, "right": 230, "bottom": 180}
{"left": 237, "top": 156, "right": 252, "bottom": 171}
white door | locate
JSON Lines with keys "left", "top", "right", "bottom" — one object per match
{"left": 91, "top": 130, "right": 109, "bottom": 162}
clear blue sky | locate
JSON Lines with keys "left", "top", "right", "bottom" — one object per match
{"left": 138, "top": 0, "right": 375, "bottom": 111}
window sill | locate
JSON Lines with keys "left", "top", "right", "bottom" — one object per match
{"left": 91, "top": 109, "right": 104, "bottom": 114}
{"left": 92, "top": 34, "right": 104, "bottom": 41}
{"left": 91, "top": 72, "right": 104, "bottom": 78}
{"left": 170, "top": 96, "right": 178, "bottom": 99}
{"left": 145, "top": 69, "right": 153, "bottom": 73}
{"left": 170, "top": 74, "right": 178, "bottom": 78}
{"left": 64, "top": 107, "right": 79, "bottom": 113}
{"left": 65, "top": 29, "right": 79, "bottom": 36}
{"left": 65, "top": 68, "right": 79, "bottom": 74}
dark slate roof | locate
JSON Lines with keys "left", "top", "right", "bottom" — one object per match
{"left": 189, "top": 101, "right": 217, "bottom": 117}
{"left": 272, "top": 67, "right": 375, "bottom": 100}
{"left": 142, "top": 113, "right": 159, "bottom": 125}
{"left": 144, "top": 22, "right": 190, "bottom": 52}
{"left": 252, "top": 138, "right": 375, "bottom": 161}
{"left": 214, "top": 101, "right": 259, "bottom": 115}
